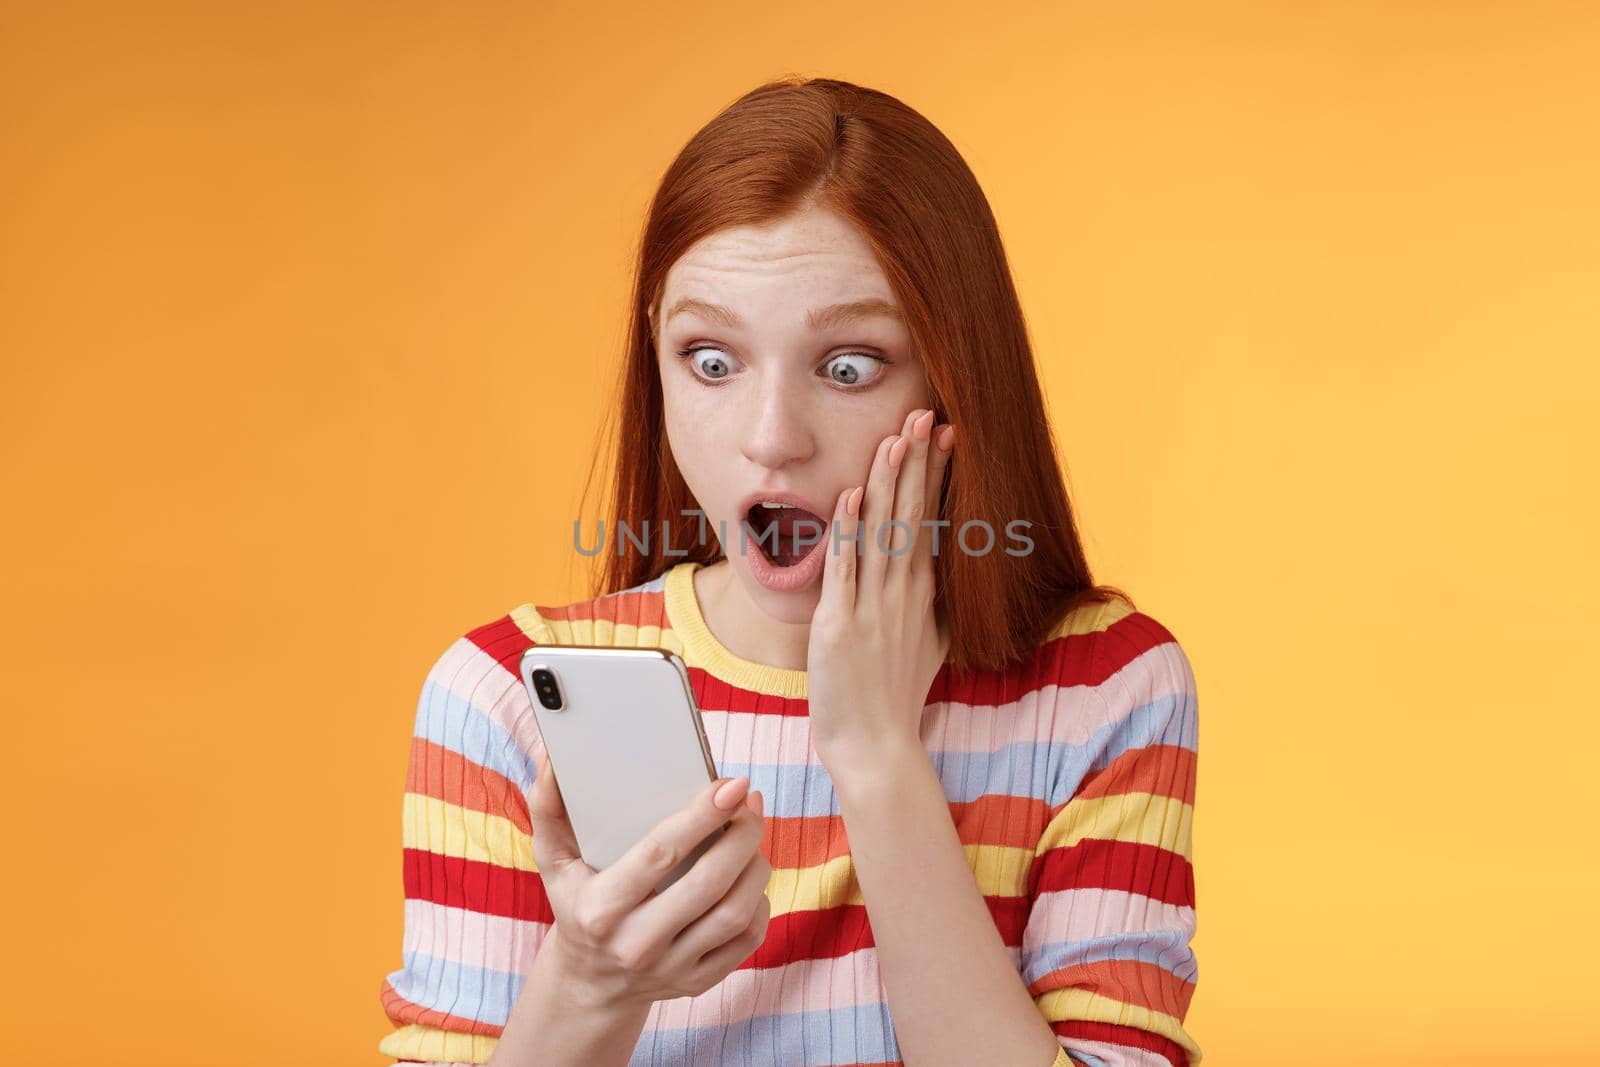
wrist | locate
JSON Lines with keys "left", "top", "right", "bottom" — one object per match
{"left": 538, "top": 925, "right": 653, "bottom": 1018}
{"left": 821, "top": 734, "right": 929, "bottom": 798}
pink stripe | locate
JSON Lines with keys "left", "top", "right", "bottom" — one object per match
{"left": 402, "top": 897, "right": 551, "bottom": 975}
{"left": 701, "top": 682, "right": 1122, "bottom": 765}
{"left": 1062, "top": 1040, "right": 1176, "bottom": 1067}
{"left": 402, "top": 901, "right": 1024, "bottom": 1026}
{"left": 652, "top": 944, "right": 1011, "bottom": 1028}
{"left": 648, "top": 949, "right": 885, "bottom": 1029}
{"left": 1026, "top": 888, "right": 1196, "bottom": 948}
{"left": 431, "top": 637, "right": 1184, "bottom": 771}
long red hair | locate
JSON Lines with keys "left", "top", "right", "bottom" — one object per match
{"left": 578, "top": 75, "right": 1132, "bottom": 675}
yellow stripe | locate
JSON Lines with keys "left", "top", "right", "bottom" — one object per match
{"left": 508, "top": 602, "right": 555, "bottom": 644}
{"left": 1034, "top": 987, "right": 1204, "bottom": 1065}
{"left": 400, "top": 795, "right": 1037, "bottom": 898}
{"left": 402, "top": 793, "right": 536, "bottom": 872}
{"left": 1044, "top": 595, "right": 1136, "bottom": 641}
{"left": 378, "top": 1023, "right": 497, "bottom": 1064}
{"left": 964, "top": 840, "right": 1042, "bottom": 895}
{"left": 665, "top": 561, "right": 812, "bottom": 698}
{"left": 1037, "top": 792, "right": 1193, "bottom": 859}
{"left": 528, "top": 611, "right": 683, "bottom": 655}
{"left": 762, "top": 842, "right": 1037, "bottom": 910}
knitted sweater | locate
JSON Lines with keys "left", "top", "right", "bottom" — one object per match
{"left": 378, "top": 559, "right": 1202, "bottom": 1067}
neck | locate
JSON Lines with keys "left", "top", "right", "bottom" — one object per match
{"left": 692, "top": 558, "right": 814, "bottom": 670}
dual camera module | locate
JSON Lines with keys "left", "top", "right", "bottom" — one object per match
{"left": 529, "top": 667, "right": 565, "bottom": 710}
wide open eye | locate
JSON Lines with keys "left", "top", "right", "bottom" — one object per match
{"left": 678, "top": 345, "right": 742, "bottom": 382}
{"left": 823, "top": 352, "right": 887, "bottom": 387}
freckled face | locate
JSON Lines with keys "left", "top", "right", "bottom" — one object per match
{"left": 652, "top": 204, "right": 935, "bottom": 624}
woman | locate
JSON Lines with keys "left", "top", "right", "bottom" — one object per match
{"left": 379, "top": 77, "right": 1202, "bottom": 1067}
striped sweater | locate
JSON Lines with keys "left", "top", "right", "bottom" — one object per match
{"left": 379, "top": 559, "right": 1201, "bottom": 1067}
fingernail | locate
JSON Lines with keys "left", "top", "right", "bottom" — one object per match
{"left": 888, "top": 436, "right": 909, "bottom": 467}
{"left": 914, "top": 410, "right": 934, "bottom": 440}
{"left": 937, "top": 425, "right": 955, "bottom": 452}
{"left": 847, "top": 485, "right": 864, "bottom": 517}
{"left": 714, "top": 776, "right": 750, "bottom": 810}
{"left": 746, "top": 789, "right": 763, "bottom": 813}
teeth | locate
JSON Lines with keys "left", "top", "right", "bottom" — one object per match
{"left": 758, "top": 501, "right": 796, "bottom": 509}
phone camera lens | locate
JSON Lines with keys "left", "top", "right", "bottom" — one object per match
{"left": 530, "top": 667, "right": 563, "bottom": 711}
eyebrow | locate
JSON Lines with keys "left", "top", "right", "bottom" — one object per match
{"left": 664, "top": 297, "right": 903, "bottom": 331}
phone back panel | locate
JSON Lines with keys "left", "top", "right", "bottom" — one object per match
{"left": 519, "top": 646, "right": 723, "bottom": 891}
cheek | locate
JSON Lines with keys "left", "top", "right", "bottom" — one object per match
{"left": 660, "top": 376, "right": 723, "bottom": 481}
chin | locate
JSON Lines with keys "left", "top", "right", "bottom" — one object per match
{"left": 732, "top": 551, "right": 825, "bottom": 623}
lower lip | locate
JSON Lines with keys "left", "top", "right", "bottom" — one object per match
{"left": 742, "top": 521, "right": 829, "bottom": 593}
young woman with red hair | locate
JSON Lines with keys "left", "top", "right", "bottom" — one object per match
{"left": 380, "top": 77, "right": 1202, "bottom": 1067}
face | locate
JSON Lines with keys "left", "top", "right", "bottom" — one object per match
{"left": 652, "top": 203, "right": 935, "bottom": 624}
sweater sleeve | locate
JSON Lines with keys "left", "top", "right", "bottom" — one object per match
{"left": 377, "top": 628, "right": 553, "bottom": 1066}
{"left": 1020, "top": 615, "right": 1203, "bottom": 1067}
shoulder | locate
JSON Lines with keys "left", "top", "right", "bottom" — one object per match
{"left": 1022, "top": 596, "right": 1199, "bottom": 759}
{"left": 1030, "top": 591, "right": 1196, "bottom": 694}
{"left": 404, "top": 579, "right": 652, "bottom": 792}
{"left": 1035, "top": 595, "right": 1196, "bottom": 707}
{"left": 510, "top": 566, "right": 675, "bottom": 648}
{"left": 425, "top": 567, "right": 677, "bottom": 702}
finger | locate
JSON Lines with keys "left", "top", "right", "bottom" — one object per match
{"left": 679, "top": 869, "right": 772, "bottom": 984}
{"left": 588, "top": 773, "right": 748, "bottom": 924}
{"left": 635, "top": 792, "right": 766, "bottom": 940}
{"left": 858, "top": 429, "right": 903, "bottom": 606}
{"left": 886, "top": 409, "right": 934, "bottom": 592}
{"left": 914, "top": 421, "right": 955, "bottom": 585}
{"left": 820, "top": 485, "right": 857, "bottom": 618}
{"left": 672, "top": 830, "right": 774, "bottom": 963}
{"left": 528, "top": 744, "right": 586, "bottom": 873}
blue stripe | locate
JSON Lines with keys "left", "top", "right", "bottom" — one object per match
{"left": 414, "top": 673, "right": 537, "bottom": 791}
{"left": 1022, "top": 928, "right": 1200, "bottom": 986}
{"left": 384, "top": 950, "right": 521, "bottom": 1027}
{"left": 631, "top": 999, "right": 901, "bottom": 1067}
{"left": 709, "top": 733, "right": 1081, "bottom": 818}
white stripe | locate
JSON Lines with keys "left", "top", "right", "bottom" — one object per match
{"left": 431, "top": 637, "right": 545, "bottom": 769}
{"left": 402, "top": 897, "right": 551, "bottom": 976}
{"left": 1025, "top": 887, "right": 1196, "bottom": 947}
{"left": 1061, "top": 1038, "right": 1180, "bottom": 1067}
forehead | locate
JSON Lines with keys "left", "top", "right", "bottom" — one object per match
{"left": 660, "top": 207, "right": 895, "bottom": 307}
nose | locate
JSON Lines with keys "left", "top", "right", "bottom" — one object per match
{"left": 738, "top": 372, "right": 815, "bottom": 471}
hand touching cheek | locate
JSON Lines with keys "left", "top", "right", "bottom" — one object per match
{"left": 805, "top": 408, "right": 956, "bottom": 778}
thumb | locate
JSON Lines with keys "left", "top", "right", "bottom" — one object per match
{"left": 529, "top": 745, "right": 585, "bottom": 872}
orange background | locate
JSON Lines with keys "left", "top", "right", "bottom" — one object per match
{"left": 3, "top": 3, "right": 1597, "bottom": 1064}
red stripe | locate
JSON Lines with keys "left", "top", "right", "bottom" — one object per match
{"left": 689, "top": 665, "right": 812, "bottom": 715}
{"left": 1030, "top": 838, "right": 1195, "bottom": 907}
{"left": 932, "top": 611, "right": 1175, "bottom": 707}
{"left": 463, "top": 612, "right": 541, "bottom": 678}
{"left": 406, "top": 738, "right": 532, "bottom": 835}
{"left": 737, "top": 894, "right": 1030, "bottom": 969}
{"left": 686, "top": 622, "right": 1172, "bottom": 718}
{"left": 537, "top": 586, "right": 669, "bottom": 628}
{"left": 401, "top": 852, "right": 1037, "bottom": 967}
{"left": 380, "top": 977, "right": 505, "bottom": 1037}
{"left": 759, "top": 794, "right": 1048, "bottom": 869}
{"left": 477, "top": 590, "right": 1176, "bottom": 723}
{"left": 1030, "top": 957, "right": 1196, "bottom": 1020}
{"left": 1070, "top": 743, "right": 1196, "bottom": 807}
{"left": 1054, "top": 1019, "right": 1192, "bottom": 1067}
{"left": 403, "top": 849, "right": 554, "bottom": 922}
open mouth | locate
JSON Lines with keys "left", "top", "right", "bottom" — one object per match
{"left": 743, "top": 502, "right": 828, "bottom": 567}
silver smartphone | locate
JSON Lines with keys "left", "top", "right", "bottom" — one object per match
{"left": 519, "top": 645, "right": 728, "bottom": 895}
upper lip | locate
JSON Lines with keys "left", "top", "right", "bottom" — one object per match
{"left": 736, "top": 487, "right": 834, "bottom": 523}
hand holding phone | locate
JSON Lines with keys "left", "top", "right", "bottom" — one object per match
{"left": 527, "top": 747, "right": 772, "bottom": 1007}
